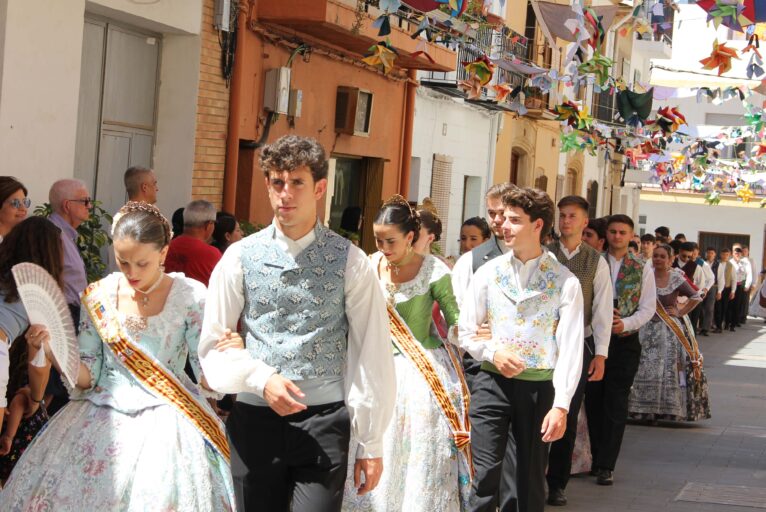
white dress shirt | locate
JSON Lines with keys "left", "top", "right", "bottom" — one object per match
{"left": 199, "top": 223, "right": 396, "bottom": 459}
{"left": 451, "top": 236, "right": 509, "bottom": 306}
{"left": 700, "top": 261, "right": 715, "bottom": 292}
{"left": 742, "top": 257, "right": 754, "bottom": 289}
{"left": 557, "top": 242, "right": 613, "bottom": 357}
{"left": 457, "top": 250, "right": 584, "bottom": 411}
{"left": 714, "top": 260, "right": 726, "bottom": 290}
{"left": 691, "top": 264, "right": 705, "bottom": 291}
{"left": 606, "top": 253, "right": 657, "bottom": 333}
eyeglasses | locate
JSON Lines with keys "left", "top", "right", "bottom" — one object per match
{"left": 6, "top": 197, "right": 31, "bottom": 209}
{"left": 69, "top": 198, "right": 93, "bottom": 207}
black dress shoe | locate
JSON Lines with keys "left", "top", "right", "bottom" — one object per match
{"left": 729, "top": 326, "right": 736, "bottom": 332}
{"left": 699, "top": 330, "right": 709, "bottom": 336}
{"left": 712, "top": 328, "right": 722, "bottom": 333}
{"left": 596, "top": 469, "right": 614, "bottom": 486}
{"left": 547, "top": 487, "right": 567, "bottom": 506}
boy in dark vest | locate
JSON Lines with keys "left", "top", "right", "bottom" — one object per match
{"left": 545, "top": 196, "right": 613, "bottom": 506}
{"left": 585, "top": 214, "right": 656, "bottom": 486}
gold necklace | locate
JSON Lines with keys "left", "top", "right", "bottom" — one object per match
{"left": 385, "top": 249, "right": 416, "bottom": 276}
{"left": 132, "top": 273, "right": 165, "bottom": 307}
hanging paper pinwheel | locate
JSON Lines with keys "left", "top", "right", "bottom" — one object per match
{"left": 530, "top": 73, "right": 554, "bottom": 93}
{"left": 435, "top": 0, "right": 469, "bottom": 17}
{"left": 696, "top": 0, "right": 761, "bottom": 32}
{"left": 736, "top": 182, "right": 755, "bottom": 202}
{"left": 492, "top": 83, "right": 514, "bottom": 103}
{"left": 560, "top": 130, "right": 582, "bottom": 153}
{"left": 362, "top": 40, "right": 398, "bottom": 74}
{"left": 743, "top": 33, "right": 761, "bottom": 58}
{"left": 462, "top": 55, "right": 495, "bottom": 86}
{"left": 459, "top": 75, "right": 483, "bottom": 100}
{"left": 704, "top": 190, "right": 722, "bottom": 205}
{"left": 700, "top": 39, "right": 740, "bottom": 75}
{"left": 671, "top": 152, "right": 687, "bottom": 171}
{"left": 583, "top": 8, "right": 606, "bottom": 50}
{"left": 651, "top": 106, "right": 687, "bottom": 135}
{"left": 616, "top": 88, "right": 654, "bottom": 127}
{"left": 744, "top": 109, "right": 764, "bottom": 132}
{"left": 752, "top": 140, "right": 766, "bottom": 157}
{"left": 577, "top": 52, "right": 614, "bottom": 87}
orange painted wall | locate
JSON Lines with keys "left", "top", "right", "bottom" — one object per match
{"left": 234, "top": 27, "right": 407, "bottom": 225}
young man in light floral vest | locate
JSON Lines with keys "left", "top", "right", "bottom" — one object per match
{"left": 585, "top": 214, "right": 656, "bottom": 486}
{"left": 459, "top": 187, "right": 584, "bottom": 512}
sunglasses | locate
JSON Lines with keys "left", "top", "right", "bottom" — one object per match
{"left": 69, "top": 198, "right": 93, "bottom": 207}
{"left": 7, "top": 197, "right": 31, "bottom": 209}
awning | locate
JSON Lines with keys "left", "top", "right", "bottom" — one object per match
{"left": 531, "top": 1, "right": 620, "bottom": 49}
{"left": 650, "top": 63, "right": 761, "bottom": 89}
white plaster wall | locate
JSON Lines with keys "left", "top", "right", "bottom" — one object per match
{"left": 411, "top": 88, "right": 498, "bottom": 258}
{"left": 153, "top": 34, "right": 202, "bottom": 217}
{"left": 0, "top": 0, "right": 203, "bottom": 217}
{"left": 639, "top": 196, "right": 764, "bottom": 272}
{"left": 87, "top": 0, "right": 202, "bottom": 35}
{"left": 0, "top": 0, "right": 86, "bottom": 208}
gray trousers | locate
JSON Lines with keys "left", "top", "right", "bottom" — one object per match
{"left": 700, "top": 285, "right": 717, "bottom": 331}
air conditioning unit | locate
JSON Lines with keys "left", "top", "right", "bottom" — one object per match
{"left": 335, "top": 86, "right": 373, "bottom": 137}
{"left": 264, "top": 67, "right": 291, "bottom": 114}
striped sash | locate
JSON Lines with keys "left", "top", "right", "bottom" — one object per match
{"left": 387, "top": 304, "right": 473, "bottom": 476}
{"left": 655, "top": 300, "right": 703, "bottom": 380}
{"left": 81, "top": 281, "right": 230, "bottom": 460}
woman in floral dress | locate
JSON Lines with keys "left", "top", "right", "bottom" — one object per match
{"left": 629, "top": 243, "right": 711, "bottom": 422}
{"left": 343, "top": 195, "right": 471, "bottom": 512}
{"left": 0, "top": 203, "right": 235, "bottom": 511}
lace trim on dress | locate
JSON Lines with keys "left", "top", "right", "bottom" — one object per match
{"left": 657, "top": 268, "right": 688, "bottom": 295}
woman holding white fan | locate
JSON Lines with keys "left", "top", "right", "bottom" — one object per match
{"left": 1, "top": 202, "right": 236, "bottom": 511}
{"left": 0, "top": 217, "right": 64, "bottom": 439}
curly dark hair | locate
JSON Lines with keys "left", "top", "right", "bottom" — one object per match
{"left": 462, "top": 217, "right": 491, "bottom": 240}
{"left": 259, "top": 135, "right": 328, "bottom": 182}
{"left": 501, "top": 187, "right": 555, "bottom": 241}
{"left": 0, "top": 217, "right": 64, "bottom": 303}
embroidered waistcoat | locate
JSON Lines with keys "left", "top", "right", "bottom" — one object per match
{"left": 240, "top": 224, "right": 350, "bottom": 380}
{"left": 613, "top": 252, "right": 644, "bottom": 324}
{"left": 486, "top": 252, "right": 569, "bottom": 370}
{"left": 548, "top": 243, "right": 600, "bottom": 328}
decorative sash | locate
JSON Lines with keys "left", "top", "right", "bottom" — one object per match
{"left": 81, "top": 281, "right": 230, "bottom": 461}
{"left": 655, "top": 300, "right": 703, "bottom": 380}
{"left": 387, "top": 304, "right": 473, "bottom": 476}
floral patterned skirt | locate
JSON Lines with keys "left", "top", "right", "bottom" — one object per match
{"left": 0, "top": 399, "right": 235, "bottom": 511}
{"left": 629, "top": 318, "right": 711, "bottom": 422}
{"left": 342, "top": 346, "right": 471, "bottom": 512}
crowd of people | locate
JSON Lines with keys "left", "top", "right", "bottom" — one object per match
{"left": 0, "top": 134, "right": 763, "bottom": 511}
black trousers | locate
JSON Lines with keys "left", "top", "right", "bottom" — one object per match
{"left": 731, "top": 284, "right": 745, "bottom": 327}
{"left": 228, "top": 401, "right": 350, "bottom": 512}
{"left": 469, "top": 371, "right": 554, "bottom": 512}
{"left": 717, "top": 286, "right": 733, "bottom": 329}
{"left": 700, "top": 285, "right": 717, "bottom": 332}
{"left": 738, "top": 283, "right": 749, "bottom": 323}
{"left": 688, "top": 303, "right": 702, "bottom": 334}
{"left": 463, "top": 353, "right": 482, "bottom": 391}
{"left": 585, "top": 332, "right": 641, "bottom": 472}
{"left": 546, "top": 336, "right": 595, "bottom": 491}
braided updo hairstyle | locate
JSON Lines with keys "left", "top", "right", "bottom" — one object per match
{"left": 374, "top": 194, "right": 421, "bottom": 244}
{"left": 416, "top": 197, "right": 442, "bottom": 242}
{"left": 113, "top": 201, "right": 173, "bottom": 249}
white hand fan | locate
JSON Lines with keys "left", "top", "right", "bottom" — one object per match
{"left": 11, "top": 262, "right": 79, "bottom": 388}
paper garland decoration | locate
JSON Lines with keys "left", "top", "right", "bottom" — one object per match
{"left": 362, "top": 40, "right": 398, "bottom": 74}
{"left": 699, "top": 39, "right": 740, "bottom": 76}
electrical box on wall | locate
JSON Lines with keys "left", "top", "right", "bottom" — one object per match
{"left": 264, "top": 67, "right": 291, "bottom": 114}
{"left": 289, "top": 89, "right": 302, "bottom": 118}
{"left": 335, "top": 86, "right": 373, "bottom": 137}
{"left": 214, "top": 0, "right": 231, "bottom": 32}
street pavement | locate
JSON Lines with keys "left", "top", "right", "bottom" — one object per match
{"left": 561, "top": 316, "right": 766, "bottom": 511}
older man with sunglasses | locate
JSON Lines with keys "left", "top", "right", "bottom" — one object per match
{"left": 46, "top": 179, "right": 91, "bottom": 412}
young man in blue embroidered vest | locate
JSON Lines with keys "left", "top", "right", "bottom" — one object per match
{"left": 585, "top": 214, "right": 656, "bottom": 486}
{"left": 198, "top": 135, "right": 396, "bottom": 511}
{"left": 452, "top": 182, "right": 515, "bottom": 389}
{"left": 459, "top": 187, "right": 584, "bottom": 512}
{"left": 545, "top": 196, "right": 613, "bottom": 507}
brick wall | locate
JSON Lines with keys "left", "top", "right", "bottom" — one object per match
{"left": 191, "top": 0, "right": 230, "bottom": 208}
{"left": 430, "top": 154, "right": 453, "bottom": 255}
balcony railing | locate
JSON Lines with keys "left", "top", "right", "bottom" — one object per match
{"left": 593, "top": 90, "right": 618, "bottom": 124}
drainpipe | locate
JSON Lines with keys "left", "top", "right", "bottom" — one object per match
{"left": 399, "top": 69, "right": 417, "bottom": 198}
{"left": 222, "top": 2, "right": 248, "bottom": 213}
